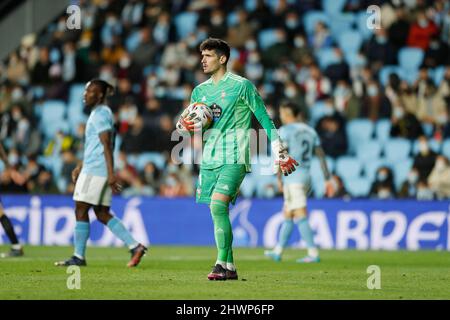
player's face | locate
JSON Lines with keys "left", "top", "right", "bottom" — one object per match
{"left": 83, "top": 82, "right": 102, "bottom": 108}
{"left": 201, "top": 49, "right": 223, "bottom": 74}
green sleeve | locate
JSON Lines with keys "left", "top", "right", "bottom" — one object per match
{"left": 241, "top": 81, "right": 279, "bottom": 141}
{"left": 190, "top": 87, "right": 198, "bottom": 104}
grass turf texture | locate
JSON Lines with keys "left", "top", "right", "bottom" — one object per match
{"left": 0, "top": 245, "right": 449, "bottom": 300}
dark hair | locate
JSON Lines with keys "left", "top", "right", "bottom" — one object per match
{"left": 89, "top": 79, "right": 114, "bottom": 101}
{"left": 280, "top": 101, "right": 300, "bottom": 117}
{"left": 199, "top": 38, "right": 230, "bottom": 65}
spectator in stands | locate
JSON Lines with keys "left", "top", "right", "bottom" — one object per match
{"left": 31, "top": 47, "right": 51, "bottom": 85}
{"left": 413, "top": 136, "right": 438, "bottom": 181}
{"left": 308, "top": 21, "right": 333, "bottom": 51}
{"left": 315, "top": 113, "right": 348, "bottom": 159}
{"left": 427, "top": 155, "right": 450, "bottom": 199}
{"left": 6, "top": 52, "right": 29, "bottom": 85}
{"left": 132, "top": 27, "right": 158, "bottom": 69}
{"left": 206, "top": 8, "right": 228, "bottom": 40}
{"left": 142, "top": 161, "right": 161, "bottom": 194}
{"left": 226, "top": 9, "right": 254, "bottom": 49}
{"left": 261, "top": 29, "right": 290, "bottom": 69}
{"left": 332, "top": 79, "right": 359, "bottom": 120}
{"left": 416, "top": 81, "right": 448, "bottom": 137}
{"left": 324, "top": 48, "right": 350, "bottom": 87}
{"left": 364, "top": 27, "right": 396, "bottom": 70}
{"left": 329, "top": 174, "right": 350, "bottom": 199}
{"left": 416, "top": 181, "right": 435, "bottom": 200}
{"left": 9, "top": 104, "right": 31, "bottom": 153}
{"left": 388, "top": 4, "right": 411, "bottom": 52}
{"left": 407, "top": 10, "right": 439, "bottom": 50}
{"left": 304, "top": 64, "right": 332, "bottom": 107}
{"left": 423, "top": 34, "right": 450, "bottom": 68}
{"left": 399, "top": 167, "right": 420, "bottom": 198}
{"left": 369, "top": 166, "right": 396, "bottom": 199}
{"left": 122, "top": 176, "right": 155, "bottom": 197}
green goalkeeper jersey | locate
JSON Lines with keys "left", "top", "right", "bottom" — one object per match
{"left": 190, "top": 72, "right": 279, "bottom": 172}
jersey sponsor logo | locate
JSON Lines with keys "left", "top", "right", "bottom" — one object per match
{"left": 209, "top": 103, "right": 222, "bottom": 122}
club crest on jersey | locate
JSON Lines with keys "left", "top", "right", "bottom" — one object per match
{"left": 209, "top": 103, "right": 222, "bottom": 122}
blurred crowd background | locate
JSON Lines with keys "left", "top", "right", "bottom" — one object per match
{"left": 1, "top": 0, "right": 450, "bottom": 200}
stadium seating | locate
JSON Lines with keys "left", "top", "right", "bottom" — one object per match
{"left": 316, "top": 48, "right": 341, "bottom": 69}
{"left": 398, "top": 47, "right": 424, "bottom": 71}
{"left": 335, "top": 156, "right": 362, "bottom": 181}
{"left": 328, "top": 13, "right": 356, "bottom": 39}
{"left": 345, "top": 177, "right": 371, "bottom": 198}
{"left": 441, "top": 139, "right": 450, "bottom": 159}
{"left": 303, "top": 11, "right": 328, "bottom": 35}
{"left": 356, "top": 140, "right": 382, "bottom": 162}
{"left": 337, "top": 30, "right": 363, "bottom": 56}
{"left": 258, "top": 29, "right": 280, "bottom": 50}
{"left": 384, "top": 138, "right": 411, "bottom": 164}
{"left": 322, "top": 0, "right": 347, "bottom": 15}
{"left": 346, "top": 119, "right": 375, "bottom": 154}
{"left": 379, "top": 65, "right": 402, "bottom": 86}
{"left": 393, "top": 158, "right": 414, "bottom": 190}
{"left": 363, "top": 158, "right": 388, "bottom": 181}
{"left": 174, "top": 12, "right": 199, "bottom": 39}
{"left": 375, "top": 119, "right": 392, "bottom": 142}
{"left": 356, "top": 10, "right": 375, "bottom": 40}
{"left": 412, "top": 139, "right": 442, "bottom": 155}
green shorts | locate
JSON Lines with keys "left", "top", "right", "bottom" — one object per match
{"left": 196, "top": 164, "right": 247, "bottom": 205}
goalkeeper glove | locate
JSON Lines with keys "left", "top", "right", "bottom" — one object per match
{"left": 271, "top": 139, "right": 299, "bottom": 176}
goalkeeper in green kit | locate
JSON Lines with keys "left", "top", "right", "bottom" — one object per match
{"left": 177, "top": 38, "right": 298, "bottom": 280}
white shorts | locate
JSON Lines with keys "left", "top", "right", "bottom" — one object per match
{"left": 283, "top": 183, "right": 308, "bottom": 211}
{"left": 73, "top": 173, "right": 112, "bottom": 207}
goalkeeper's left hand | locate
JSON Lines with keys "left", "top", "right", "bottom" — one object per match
{"left": 272, "top": 140, "right": 299, "bottom": 176}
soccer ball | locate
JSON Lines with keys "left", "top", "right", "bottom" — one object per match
{"left": 176, "top": 102, "right": 213, "bottom": 134}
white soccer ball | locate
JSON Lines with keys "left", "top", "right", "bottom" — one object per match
{"left": 176, "top": 102, "right": 213, "bottom": 135}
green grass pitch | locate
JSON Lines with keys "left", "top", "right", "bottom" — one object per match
{"left": 0, "top": 245, "right": 449, "bottom": 300}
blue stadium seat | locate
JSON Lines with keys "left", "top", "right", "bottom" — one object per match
{"left": 375, "top": 119, "right": 392, "bottom": 142}
{"left": 312, "top": 176, "right": 325, "bottom": 198}
{"left": 258, "top": 29, "right": 279, "bottom": 50}
{"left": 335, "top": 156, "right": 362, "bottom": 181}
{"left": 322, "top": 0, "right": 347, "bottom": 14}
{"left": 356, "top": 140, "right": 382, "bottom": 162}
{"left": 363, "top": 158, "right": 388, "bottom": 181}
{"left": 398, "top": 47, "right": 424, "bottom": 71}
{"left": 346, "top": 119, "right": 375, "bottom": 154}
{"left": 433, "top": 66, "right": 446, "bottom": 86}
{"left": 412, "top": 139, "right": 442, "bottom": 155}
{"left": 174, "top": 12, "right": 199, "bottom": 39}
{"left": 345, "top": 177, "right": 371, "bottom": 198}
{"left": 41, "top": 100, "right": 66, "bottom": 121}
{"left": 67, "top": 102, "right": 87, "bottom": 135}
{"left": 245, "top": 0, "right": 257, "bottom": 12}
{"left": 379, "top": 65, "right": 402, "bottom": 86}
{"left": 316, "top": 48, "right": 341, "bottom": 69}
{"left": 69, "top": 84, "right": 85, "bottom": 104}
{"left": 227, "top": 11, "right": 238, "bottom": 27}
{"left": 345, "top": 51, "right": 367, "bottom": 68}
{"left": 384, "top": 138, "right": 411, "bottom": 163}
{"left": 337, "top": 30, "right": 363, "bottom": 55}
{"left": 357, "top": 10, "right": 375, "bottom": 40}
{"left": 303, "top": 11, "right": 328, "bottom": 35}
{"left": 309, "top": 101, "right": 334, "bottom": 127}
{"left": 311, "top": 156, "right": 335, "bottom": 180}
{"left": 442, "top": 139, "right": 450, "bottom": 160}
{"left": 393, "top": 158, "right": 413, "bottom": 190}
{"left": 329, "top": 13, "right": 356, "bottom": 39}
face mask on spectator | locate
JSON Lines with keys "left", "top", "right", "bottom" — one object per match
{"left": 408, "top": 172, "right": 418, "bottom": 184}
{"left": 211, "top": 16, "right": 223, "bottom": 26}
{"left": 11, "top": 88, "right": 24, "bottom": 101}
{"left": 376, "top": 36, "right": 387, "bottom": 44}
{"left": 119, "top": 57, "right": 131, "bottom": 69}
{"left": 248, "top": 53, "right": 260, "bottom": 64}
{"left": 284, "top": 87, "right": 297, "bottom": 98}
{"left": 377, "top": 189, "right": 391, "bottom": 199}
{"left": 377, "top": 171, "right": 388, "bottom": 181}
{"left": 294, "top": 37, "right": 305, "bottom": 48}
{"left": 418, "top": 19, "right": 429, "bottom": 28}
{"left": 394, "top": 107, "right": 405, "bottom": 119}
{"left": 367, "top": 85, "right": 378, "bottom": 97}
{"left": 417, "top": 187, "right": 433, "bottom": 200}
{"left": 84, "top": 15, "right": 94, "bottom": 29}
{"left": 166, "top": 176, "right": 177, "bottom": 187}
{"left": 285, "top": 19, "right": 298, "bottom": 29}
{"left": 419, "top": 142, "right": 429, "bottom": 154}
{"left": 245, "top": 40, "right": 257, "bottom": 51}
{"left": 8, "top": 153, "right": 19, "bottom": 166}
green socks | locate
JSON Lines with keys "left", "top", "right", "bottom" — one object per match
{"left": 210, "top": 199, "right": 233, "bottom": 267}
